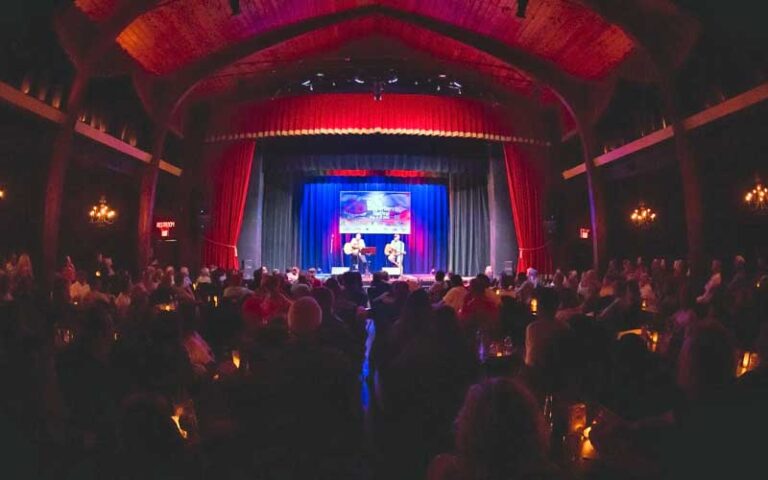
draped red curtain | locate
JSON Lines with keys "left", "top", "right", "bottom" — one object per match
{"left": 206, "top": 94, "right": 545, "bottom": 144}
{"left": 202, "top": 141, "right": 256, "bottom": 270}
{"left": 503, "top": 142, "right": 553, "bottom": 274}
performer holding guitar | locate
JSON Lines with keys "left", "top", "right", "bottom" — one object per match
{"left": 385, "top": 233, "right": 406, "bottom": 274}
{"left": 343, "top": 233, "right": 368, "bottom": 273}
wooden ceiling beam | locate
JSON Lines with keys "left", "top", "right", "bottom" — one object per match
{"left": 54, "top": 0, "right": 162, "bottom": 73}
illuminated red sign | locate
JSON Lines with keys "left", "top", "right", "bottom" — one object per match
{"left": 156, "top": 221, "right": 176, "bottom": 237}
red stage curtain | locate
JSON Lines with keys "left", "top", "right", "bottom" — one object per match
{"left": 503, "top": 142, "right": 553, "bottom": 274}
{"left": 205, "top": 94, "right": 549, "bottom": 144}
{"left": 202, "top": 141, "right": 255, "bottom": 270}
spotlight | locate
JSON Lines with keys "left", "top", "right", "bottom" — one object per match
{"left": 316, "top": 72, "right": 325, "bottom": 77}
{"left": 229, "top": 0, "right": 241, "bottom": 15}
{"left": 373, "top": 81, "right": 384, "bottom": 101}
{"left": 387, "top": 76, "right": 399, "bottom": 85}
{"left": 353, "top": 76, "right": 366, "bottom": 85}
{"left": 516, "top": 0, "right": 528, "bottom": 18}
{"left": 301, "top": 80, "right": 313, "bottom": 91}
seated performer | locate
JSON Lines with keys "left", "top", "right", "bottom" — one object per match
{"left": 348, "top": 233, "right": 368, "bottom": 273}
{"left": 385, "top": 233, "right": 406, "bottom": 274}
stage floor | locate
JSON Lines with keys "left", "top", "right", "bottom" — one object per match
{"left": 317, "top": 272, "right": 472, "bottom": 287}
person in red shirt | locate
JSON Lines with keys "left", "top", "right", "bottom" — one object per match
{"left": 460, "top": 278, "right": 500, "bottom": 337}
{"left": 242, "top": 273, "right": 292, "bottom": 333}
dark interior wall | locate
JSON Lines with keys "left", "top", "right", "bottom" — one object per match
{"left": 694, "top": 102, "right": 768, "bottom": 260}
{"left": 556, "top": 102, "right": 768, "bottom": 268}
{"left": 0, "top": 102, "right": 182, "bottom": 273}
{"left": 0, "top": 106, "right": 53, "bottom": 260}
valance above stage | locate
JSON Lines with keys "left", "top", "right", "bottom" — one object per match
{"left": 205, "top": 94, "right": 550, "bottom": 146}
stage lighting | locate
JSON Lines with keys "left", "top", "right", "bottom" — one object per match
{"left": 229, "top": 0, "right": 241, "bottom": 15}
{"left": 387, "top": 76, "right": 399, "bottom": 84}
{"left": 301, "top": 80, "right": 313, "bottom": 91}
{"left": 516, "top": 0, "right": 528, "bottom": 18}
{"left": 353, "top": 76, "right": 366, "bottom": 84}
{"left": 373, "top": 81, "right": 384, "bottom": 101}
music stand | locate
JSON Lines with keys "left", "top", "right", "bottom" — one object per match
{"left": 361, "top": 247, "right": 376, "bottom": 273}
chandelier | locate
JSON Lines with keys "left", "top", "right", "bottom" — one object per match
{"left": 630, "top": 202, "right": 657, "bottom": 228}
{"left": 744, "top": 179, "right": 768, "bottom": 212}
{"left": 89, "top": 196, "right": 116, "bottom": 225}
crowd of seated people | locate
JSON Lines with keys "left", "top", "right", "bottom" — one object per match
{"left": 0, "top": 251, "right": 767, "bottom": 479}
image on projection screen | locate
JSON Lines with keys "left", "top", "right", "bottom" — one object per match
{"left": 339, "top": 191, "right": 411, "bottom": 234}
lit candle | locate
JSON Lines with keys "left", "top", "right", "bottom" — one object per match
{"left": 170, "top": 406, "right": 188, "bottom": 440}
{"left": 742, "top": 351, "right": 752, "bottom": 369}
{"left": 213, "top": 296, "right": 219, "bottom": 307}
{"left": 580, "top": 426, "right": 598, "bottom": 459}
{"left": 232, "top": 350, "right": 241, "bottom": 369}
{"left": 530, "top": 298, "right": 538, "bottom": 314}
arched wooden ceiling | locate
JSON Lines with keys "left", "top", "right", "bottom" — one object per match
{"left": 188, "top": 16, "right": 548, "bottom": 101}
{"left": 75, "top": 0, "right": 635, "bottom": 79}
{"left": 67, "top": 0, "right": 699, "bottom": 137}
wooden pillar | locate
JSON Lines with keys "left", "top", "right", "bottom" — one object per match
{"left": 42, "top": 73, "right": 89, "bottom": 277}
{"left": 658, "top": 76, "right": 705, "bottom": 281}
{"left": 577, "top": 124, "right": 608, "bottom": 273}
{"left": 176, "top": 112, "right": 208, "bottom": 272}
{"left": 137, "top": 125, "right": 168, "bottom": 270}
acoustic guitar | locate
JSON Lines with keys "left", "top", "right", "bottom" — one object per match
{"left": 343, "top": 242, "right": 360, "bottom": 255}
{"left": 384, "top": 243, "right": 406, "bottom": 257}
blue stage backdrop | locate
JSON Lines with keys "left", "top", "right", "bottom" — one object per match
{"left": 299, "top": 177, "right": 448, "bottom": 274}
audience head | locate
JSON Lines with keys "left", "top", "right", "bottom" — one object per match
{"left": 455, "top": 378, "right": 549, "bottom": 478}
{"left": 449, "top": 274, "right": 464, "bottom": 289}
{"left": 16, "top": 253, "right": 33, "bottom": 278}
{"left": 434, "top": 270, "right": 446, "bottom": 283}
{"left": 290, "top": 282, "right": 311, "bottom": 300}
{"left": 526, "top": 267, "right": 538, "bottom": 283}
{"left": 476, "top": 273, "right": 492, "bottom": 288}
{"left": 228, "top": 271, "right": 243, "bottom": 287}
{"left": 468, "top": 278, "right": 486, "bottom": 297}
{"left": 733, "top": 255, "right": 746, "bottom": 271}
{"left": 500, "top": 273, "right": 515, "bottom": 290}
{"left": 536, "top": 287, "right": 559, "bottom": 317}
{"left": 324, "top": 277, "right": 342, "bottom": 296}
{"left": 552, "top": 270, "right": 565, "bottom": 288}
{"left": 391, "top": 281, "right": 411, "bottom": 302}
{"left": 673, "top": 259, "right": 686, "bottom": 275}
{"left": 288, "top": 297, "right": 322, "bottom": 337}
{"left": 311, "top": 286, "right": 334, "bottom": 314}
{"left": 484, "top": 265, "right": 494, "bottom": 279}
{"left": 677, "top": 319, "right": 735, "bottom": 397}
{"left": 262, "top": 273, "right": 282, "bottom": 293}
{"left": 711, "top": 259, "right": 722, "bottom": 274}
